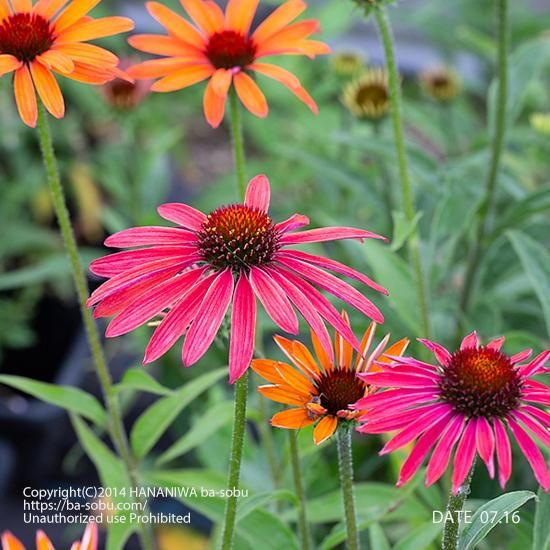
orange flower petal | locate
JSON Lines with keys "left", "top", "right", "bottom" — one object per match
{"left": 65, "top": 62, "right": 114, "bottom": 84}
{"left": 378, "top": 338, "right": 409, "bottom": 365}
{"left": 313, "top": 415, "right": 337, "bottom": 445}
{"left": 258, "top": 384, "right": 309, "bottom": 406}
{"left": 310, "top": 327, "right": 332, "bottom": 372}
{"left": 37, "top": 50, "right": 75, "bottom": 74}
{"left": 0, "top": 0, "right": 11, "bottom": 21}
{"left": 34, "top": 0, "right": 69, "bottom": 19}
{"left": 180, "top": 0, "right": 223, "bottom": 35}
{"left": 54, "top": 43, "right": 118, "bottom": 68}
{"left": 290, "top": 84, "right": 318, "bottom": 114}
{"left": 55, "top": 0, "right": 101, "bottom": 33}
{"left": 335, "top": 311, "right": 353, "bottom": 369}
{"left": 355, "top": 322, "right": 376, "bottom": 371}
{"left": 128, "top": 57, "right": 199, "bottom": 79}
{"left": 211, "top": 68, "right": 232, "bottom": 97}
{"left": 56, "top": 16, "right": 134, "bottom": 42}
{"left": 150, "top": 64, "right": 213, "bottom": 92}
{"left": 0, "top": 54, "right": 21, "bottom": 76}
{"left": 274, "top": 361, "right": 316, "bottom": 395}
{"left": 36, "top": 530, "right": 55, "bottom": 550}
{"left": 252, "top": 0, "right": 306, "bottom": 44}
{"left": 30, "top": 61, "right": 65, "bottom": 119}
{"left": 233, "top": 71, "right": 267, "bottom": 118}
{"left": 14, "top": 65, "right": 38, "bottom": 127}
{"left": 146, "top": 2, "right": 205, "bottom": 49}
{"left": 70, "top": 543, "right": 81, "bottom": 550}
{"left": 11, "top": 0, "right": 31, "bottom": 13}
{"left": 203, "top": 76, "right": 225, "bottom": 127}
{"left": 1, "top": 532, "right": 25, "bottom": 550}
{"left": 80, "top": 522, "right": 98, "bottom": 550}
{"left": 271, "top": 408, "right": 315, "bottom": 429}
{"left": 225, "top": 0, "right": 259, "bottom": 34}
{"left": 129, "top": 35, "right": 205, "bottom": 58}
{"left": 251, "top": 358, "right": 288, "bottom": 385}
{"left": 249, "top": 62, "right": 300, "bottom": 88}
{"left": 292, "top": 340, "right": 321, "bottom": 377}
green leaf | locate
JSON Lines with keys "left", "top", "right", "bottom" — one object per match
{"left": 390, "top": 211, "right": 423, "bottom": 252}
{"left": 116, "top": 367, "right": 173, "bottom": 396}
{"left": 236, "top": 490, "right": 299, "bottom": 521}
{"left": 369, "top": 523, "right": 391, "bottom": 550}
{"left": 70, "top": 414, "right": 136, "bottom": 550}
{"left": 533, "top": 487, "right": 550, "bottom": 550}
{"left": 458, "top": 490, "right": 536, "bottom": 550}
{"left": 393, "top": 522, "right": 443, "bottom": 550}
{"left": 156, "top": 401, "right": 234, "bottom": 465}
{"left": 130, "top": 367, "right": 227, "bottom": 459}
{"left": 0, "top": 375, "right": 107, "bottom": 428}
{"left": 508, "top": 230, "right": 550, "bottom": 336}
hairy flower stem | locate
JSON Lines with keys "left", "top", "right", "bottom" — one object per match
{"left": 441, "top": 462, "right": 476, "bottom": 550}
{"left": 36, "top": 104, "right": 156, "bottom": 550}
{"left": 220, "top": 93, "right": 249, "bottom": 550}
{"left": 456, "top": 0, "right": 509, "bottom": 337}
{"left": 374, "top": 7, "right": 431, "bottom": 340}
{"left": 289, "top": 432, "right": 312, "bottom": 550}
{"left": 220, "top": 371, "right": 249, "bottom": 549}
{"left": 336, "top": 426, "right": 359, "bottom": 550}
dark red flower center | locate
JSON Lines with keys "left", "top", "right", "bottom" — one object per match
{"left": 0, "top": 13, "right": 54, "bottom": 63}
{"left": 205, "top": 30, "right": 257, "bottom": 70}
{"left": 196, "top": 204, "right": 280, "bottom": 271}
{"left": 315, "top": 368, "right": 366, "bottom": 416}
{"left": 438, "top": 347, "right": 522, "bottom": 418}
{"left": 106, "top": 79, "right": 139, "bottom": 109}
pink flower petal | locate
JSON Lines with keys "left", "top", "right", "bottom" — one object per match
{"left": 279, "top": 250, "right": 387, "bottom": 295}
{"left": 280, "top": 227, "right": 386, "bottom": 245}
{"left": 487, "top": 336, "right": 505, "bottom": 351}
{"left": 460, "top": 331, "right": 479, "bottom": 350}
{"left": 512, "top": 410, "right": 550, "bottom": 447}
{"left": 157, "top": 203, "right": 206, "bottom": 231}
{"left": 104, "top": 226, "right": 196, "bottom": 247}
{"left": 229, "top": 273, "right": 257, "bottom": 383}
{"left": 144, "top": 274, "right": 216, "bottom": 364}
{"left": 357, "top": 404, "right": 438, "bottom": 433}
{"left": 275, "top": 213, "right": 310, "bottom": 233}
{"left": 281, "top": 269, "right": 360, "bottom": 351}
{"left": 417, "top": 338, "right": 451, "bottom": 366}
{"left": 380, "top": 404, "right": 454, "bottom": 454}
{"left": 268, "top": 267, "right": 333, "bottom": 363}
{"left": 476, "top": 416, "right": 495, "bottom": 478}
{"left": 452, "top": 419, "right": 478, "bottom": 494}
{"left": 182, "top": 269, "right": 235, "bottom": 366}
{"left": 396, "top": 416, "right": 451, "bottom": 487}
{"left": 507, "top": 418, "right": 550, "bottom": 491}
{"left": 244, "top": 174, "right": 270, "bottom": 212}
{"left": 511, "top": 349, "right": 533, "bottom": 364}
{"left": 523, "top": 391, "right": 550, "bottom": 406}
{"left": 353, "top": 388, "right": 437, "bottom": 410}
{"left": 359, "top": 392, "right": 438, "bottom": 421}
{"left": 520, "top": 405, "right": 550, "bottom": 427}
{"left": 519, "top": 350, "right": 550, "bottom": 378}
{"left": 105, "top": 267, "right": 205, "bottom": 337}
{"left": 493, "top": 417, "right": 512, "bottom": 489}
{"left": 426, "top": 414, "right": 466, "bottom": 486}
{"left": 278, "top": 256, "right": 383, "bottom": 323}
{"left": 249, "top": 267, "right": 299, "bottom": 334}
{"left": 360, "top": 371, "right": 438, "bottom": 389}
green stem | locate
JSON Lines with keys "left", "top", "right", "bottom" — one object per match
{"left": 441, "top": 461, "right": 476, "bottom": 550}
{"left": 220, "top": 371, "right": 249, "bottom": 549}
{"left": 289, "top": 431, "right": 312, "bottom": 550}
{"left": 456, "top": 0, "right": 509, "bottom": 337}
{"left": 336, "top": 426, "right": 359, "bottom": 550}
{"left": 374, "top": 6, "right": 431, "bottom": 340}
{"left": 373, "top": 121, "right": 394, "bottom": 234}
{"left": 229, "top": 89, "right": 247, "bottom": 200}
{"left": 36, "top": 104, "right": 156, "bottom": 550}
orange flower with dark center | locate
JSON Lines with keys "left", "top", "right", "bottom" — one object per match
{"left": 252, "top": 313, "right": 409, "bottom": 445}
{"left": 128, "top": 0, "right": 330, "bottom": 127}
{"left": 0, "top": 0, "right": 134, "bottom": 127}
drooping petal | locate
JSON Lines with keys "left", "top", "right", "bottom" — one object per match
{"left": 157, "top": 203, "right": 206, "bottom": 231}
{"left": 0, "top": 55, "right": 21, "bottom": 77}
{"left": 493, "top": 417, "right": 512, "bottom": 489}
{"left": 182, "top": 269, "right": 234, "bottom": 366}
{"left": 249, "top": 267, "right": 298, "bottom": 334}
{"left": 29, "top": 62, "right": 65, "bottom": 119}
{"left": 37, "top": 50, "right": 74, "bottom": 74}
{"left": 234, "top": 72, "right": 268, "bottom": 118}
{"left": 244, "top": 174, "right": 270, "bottom": 212}
{"left": 203, "top": 76, "right": 226, "bottom": 128}
{"left": 520, "top": 405, "right": 550, "bottom": 428}
{"left": 249, "top": 62, "right": 300, "bottom": 89}
{"left": 476, "top": 416, "right": 495, "bottom": 478}
{"left": 14, "top": 65, "right": 38, "bottom": 127}
{"left": 229, "top": 273, "right": 256, "bottom": 383}
{"left": 271, "top": 408, "right": 315, "bottom": 429}
{"left": 451, "top": 419, "right": 477, "bottom": 494}
{"left": 460, "top": 331, "right": 478, "bottom": 350}
{"left": 512, "top": 410, "right": 550, "bottom": 447}
{"left": 210, "top": 68, "right": 232, "bottom": 97}
{"left": 313, "top": 415, "right": 337, "bottom": 445}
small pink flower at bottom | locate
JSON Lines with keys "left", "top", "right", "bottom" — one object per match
{"left": 355, "top": 331, "right": 550, "bottom": 493}
{"left": 2, "top": 521, "right": 97, "bottom": 550}
{"left": 87, "top": 174, "right": 387, "bottom": 382}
